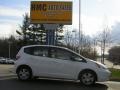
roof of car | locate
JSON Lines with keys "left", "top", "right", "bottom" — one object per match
{"left": 23, "top": 45, "right": 68, "bottom": 50}
{"left": 23, "top": 45, "right": 77, "bottom": 54}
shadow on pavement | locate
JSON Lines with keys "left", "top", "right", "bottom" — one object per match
{"left": 0, "top": 78, "right": 108, "bottom": 90}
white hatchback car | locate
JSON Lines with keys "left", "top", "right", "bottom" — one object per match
{"left": 15, "top": 45, "right": 111, "bottom": 85}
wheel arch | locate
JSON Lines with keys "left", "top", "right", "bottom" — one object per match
{"left": 16, "top": 64, "right": 32, "bottom": 75}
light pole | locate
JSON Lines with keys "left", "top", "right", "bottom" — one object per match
{"left": 79, "top": 0, "right": 81, "bottom": 54}
{"left": 72, "top": 29, "right": 76, "bottom": 52}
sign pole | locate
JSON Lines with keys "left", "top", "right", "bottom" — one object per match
{"left": 44, "top": 24, "right": 58, "bottom": 45}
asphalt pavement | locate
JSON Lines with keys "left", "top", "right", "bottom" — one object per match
{"left": 0, "top": 78, "right": 108, "bottom": 90}
{"left": 0, "top": 78, "right": 120, "bottom": 90}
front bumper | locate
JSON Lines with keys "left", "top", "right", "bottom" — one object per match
{"left": 97, "top": 69, "right": 111, "bottom": 82}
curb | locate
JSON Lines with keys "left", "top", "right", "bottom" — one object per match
{"left": 110, "top": 78, "right": 120, "bottom": 82}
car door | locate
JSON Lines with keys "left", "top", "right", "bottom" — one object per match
{"left": 30, "top": 46, "right": 71, "bottom": 78}
{"left": 48, "top": 47, "right": 85, "bottom": 80}
{"left": 29, "top": 46, "right": 54, "bottom": 76}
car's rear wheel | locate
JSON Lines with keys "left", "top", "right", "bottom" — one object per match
{"left": 17, "top": 67, "right": 32, "bottom": 80}
{"left": 79, "top": 70, "right": 96, "bottom": 86}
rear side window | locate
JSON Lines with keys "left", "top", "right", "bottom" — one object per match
{"left": 24, "top": 46, "right": 48, "bottom": 57}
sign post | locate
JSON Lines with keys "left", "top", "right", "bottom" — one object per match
{"left": 30, "top": 1, "right": 72, "bottom": 45}
{"left": 44, "top": 24, "right": 59, "bottom": 45}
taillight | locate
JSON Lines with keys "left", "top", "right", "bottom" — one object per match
{"left": 16, "top": 55, "right": 20, "bottom": 60}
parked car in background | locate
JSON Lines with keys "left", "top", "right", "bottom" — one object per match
{"left": 6, "top": 58, "right": 15, "bottom": 64}
{"left": 0, "top": 58, "right": 7, "bottom": 64}
{"left": 15, "top": 45, "right": 111, "bottom": 86}
{"left": 7, "top": 60, "right": 14, "bottom": 64}
{"left": 0, "top": 58, "right": 15, "bottom": 64}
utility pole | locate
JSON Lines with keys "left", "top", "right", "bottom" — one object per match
{"left": 79, "top": 0, "right": 81, "bottom": 54}
{"left": 72, "top": 29, "right": 76, "bottom": 52}
{"left": 8, "top": 41, "right": 12, "bottom": 59}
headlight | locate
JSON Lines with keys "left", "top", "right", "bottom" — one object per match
{"left": 95, "top": 63, "right": 101, "bottom": 68}
{"left": 95, "top": 62, "right": 107, "bottom": 69}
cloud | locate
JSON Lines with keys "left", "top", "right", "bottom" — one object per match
{"left": 80, "top": 14, "right": 120, "bottom": 36}
{"left": 0, "top": 19, "right": 21, "bottom": 24}
{"left": 0, "top": 24, "right": 12, "bottom": 37}
{"left": 111, "top": 22, "right": 120, "bottom": 43}
{"left": 97, "top": 0, "right": 104, "bottom": 2}
{"left": 81, "top": 15, "right": 103, "bottom": 36}
{"left": 0, "top": 5, "right": 28, "bottom": 17}
{"left": 0, "top": 23, "right": 18, "bottom": 37}
{"left": 0, "top": 5, "right": 28, "bottom": 37}
{"left": 72, "top": 13, "right": 79, "bottom": 29}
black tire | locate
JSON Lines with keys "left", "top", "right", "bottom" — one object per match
{"left": 79, "top": 70, "right": 96, "bottom": 86}
{"left": 17, "top": 66, "right": 32, "bottom": 80}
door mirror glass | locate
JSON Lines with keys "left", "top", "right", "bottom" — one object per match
{"left": 74, "top": 57, "right": 83, "bottom": 61}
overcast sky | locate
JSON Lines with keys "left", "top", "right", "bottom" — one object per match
{"left": 0, "top": 0, "right": 120, "bottom": 37}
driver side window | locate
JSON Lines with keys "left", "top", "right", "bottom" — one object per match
{"left": 51, "top": 48, "right": 71, "bottom": 60}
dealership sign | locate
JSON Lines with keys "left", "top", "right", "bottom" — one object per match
{"left": 30, "top": 1, "right": 72, "bottom": 24}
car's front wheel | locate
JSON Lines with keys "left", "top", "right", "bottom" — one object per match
{"left": 79, "top": 70, "right": 96, "bottom": 86}
{"left": 17, "top": 67, "right": 32, "bottom": 80}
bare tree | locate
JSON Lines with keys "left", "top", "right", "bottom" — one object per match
{"left": 64, "top": 29, "right": 98, "bottom": 59}
{"left": 96, "top": 26, "right": 111, "bottom": 64}
{"left": 64, "top": 29, "right": 73, "bottom": 46}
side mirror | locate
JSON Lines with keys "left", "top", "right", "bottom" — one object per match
{"left": 70, "top": 56, "right": 83, "bottom": 62}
